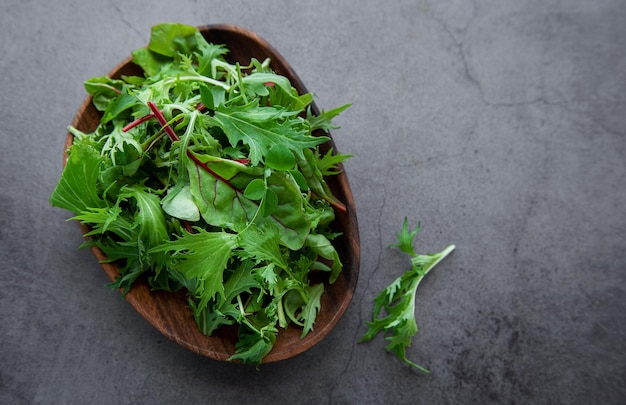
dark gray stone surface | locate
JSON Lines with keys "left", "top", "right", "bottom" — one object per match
{"left": 2, "top": 1, "right": 625, "bottom": 403}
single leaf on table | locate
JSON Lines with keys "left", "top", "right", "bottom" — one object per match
{"left": 360, "top": 218, "right": 455, "bottom": 373}
{"left": 390, "top": 217, "right": 421, "bottom": 257}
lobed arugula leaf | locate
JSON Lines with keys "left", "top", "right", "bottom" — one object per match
{"left": 210, "top": 104, "right": 328, "bottom": 166}
{"left": 307, "top": 103, "right": 351, "bottom": 133}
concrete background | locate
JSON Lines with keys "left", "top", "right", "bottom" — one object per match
{"left": 1, "top": 0, "right": 625, "bottom": 403}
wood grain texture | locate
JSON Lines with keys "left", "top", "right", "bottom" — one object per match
{"left": 63, "top": 24, "right": 360, "bottom": 363}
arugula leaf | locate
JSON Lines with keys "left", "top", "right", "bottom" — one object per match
{"left": 360, "top": 218, "right": 455, "bottom": 373}
{"left": 297, "top": 148, "right": 346, "bottom": 210}
{"left": 307, "top": 103, "right": 351, "bottom": 133}
{"left": 84, "top": 76, "right": 127, "bottom": 111}
{"left": 210, "top": 104, "right": 328, "bottom": 166}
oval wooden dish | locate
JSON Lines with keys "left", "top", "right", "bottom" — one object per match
{"left": 64, "top": 24, "right": 360, "bottom": 363}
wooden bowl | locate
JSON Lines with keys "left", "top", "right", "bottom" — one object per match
{"left": 64, "top": 24, "right": 360, "bottom": 363}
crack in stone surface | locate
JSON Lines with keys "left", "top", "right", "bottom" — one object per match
{"left": 110, "top": 0, "right": 146, "bottom": 41}
{"left": 328, "top": 173, "right": 388, "bottom": 403}
{"left": 426, "top": 2, "right": 574, "bottom": 110}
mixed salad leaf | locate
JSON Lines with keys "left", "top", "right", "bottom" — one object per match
{"left": 360, "top": 218, "right": 455, "bottom": 373}
{"left": 50, "top": 23, "right": 351, "bottom": 365}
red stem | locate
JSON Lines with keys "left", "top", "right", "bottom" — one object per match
{"left": 122, "top": 113, "right": 156, "bottom": 132}
{"left": 145, "top": 102, "right": 345, "bottom": 212}
{"left": 146, "top": 101, "right": 235, "bottom": 188}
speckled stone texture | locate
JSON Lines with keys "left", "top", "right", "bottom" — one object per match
{"left": 1, "top": 1, "right": 625, "bottom": 404}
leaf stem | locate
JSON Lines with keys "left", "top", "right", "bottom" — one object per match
{"left": 161, "top": 75, "right": 231, "bottom": 90}
{"left": 147, "top": 101, "right": 238, "bottom": 190}
{"left": 122, "top": 113, "right": 155, "bottom": 132}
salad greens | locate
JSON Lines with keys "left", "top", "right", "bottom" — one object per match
{"left": 360, "top": 218, "right": 455, "bottom": 373}
{"left": 50, "top": 23, "right": 351, "bottom": 364}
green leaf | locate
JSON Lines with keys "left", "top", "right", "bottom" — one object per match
{"left": 301, "top": 283, "right": 324, "bottom": 338}
{"left": 187, "top": 155, "right": 312, "bottom": 250}
{"left": 69, "top": 204, "right": 136, "bottom": 242}
{"left": 288, "top": 169, "right": 309, "bottom": 191}
{"left": 50, "top": 139, "right": 107, "bottom": 214}
{"left": 359, "top": 219, "right": 455, "bottom": 373}
{"left": 259, "top": 188, "right": 278, "bottom": 217}
{"left": 161, "top": 182, "right": 200, "bottom": 222}
{"left": 242, "top": 72, "right": 311, "bottom": 111}
{"left": 315, "top": 148, "right": 352, "bottom": 176}
{"left": 304, "top": 233, "right": 342, "bottom": 283}
{"left": 223, "top": 260, "right": 261, "bottom": 302}
{"left": 99, "top": 121, "right": 143, "bottom": 166}
{"left": 229, "top": 326, "right": 277, "bottom": 365}
{"left": 390, "top": 217, "right": 420, "bottom": 257}
{"left": 307, "top": 103, "right": 351, "bottom": 132}
{"left": 118, "top": 185, "right": 170, "bottom": 250}
{"left": 131, "top": 47, "right": 169, "bottom": 77}
{"left": 150, "top": 228, "right": 238, "bottom": 305}
{"left": 266, "top": 143, "right": 296, "bottom": 171}
{"left": 84, "top": 76, "right": 127, "bottom": 111}
{"left": 101, "top": 88, "right": 142, "bottom": 124}
{"left": 238, "top": 225, "right": 288, "bottom": 270}
{"left": 296, "top": 148, "right": 343, "bottom": 209}
{"left": 199, "top": 84, "right": 226, "bottom": 110}
{"left": 255, "top": 263, "right": 278, "bottom": 291}
{"left": 147, "top": 23, "right": 199, "bottom": 57}
{"left": 243, "top": 178, "right": 266, "bottom": 201}
{"left": 210, "top": 105, "right": 328, "bottom": 166}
